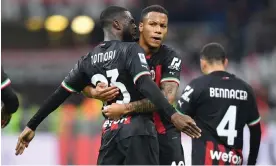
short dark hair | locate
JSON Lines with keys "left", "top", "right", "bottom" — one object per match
{"left": 140, "top": 5, "right": 168, "bottom": 21}
{"left": 200, "top": 43, "right": 227, "bottom": 63}
{"left": 100, "top": 6, "right": 128, "bottom": 28}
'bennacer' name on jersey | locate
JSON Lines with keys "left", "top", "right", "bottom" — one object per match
{"left": 209, "top": 87, "right": 248, "bottom": 100}
{"left": 91, "top": 50, "right": 116, "bottom": 64}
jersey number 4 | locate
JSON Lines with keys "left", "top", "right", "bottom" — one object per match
{"left": 216, "top": 105, "right": 238, "bottom": 146}
{"left": 91, "top": 69, "right": 130, "bottom": 104}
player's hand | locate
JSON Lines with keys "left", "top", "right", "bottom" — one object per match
{"left": 171, "top": 113, "right": 201, "bottom": 138}
{"left": 1, "top": 109, "right": 12, "bottom": 128}
{"left": 102, "top": 103, "right": 126, "bottom": 120}
{"left": 15, "top": 127, "right": 35, "bottom": 156}
{"left": 83, "top": 83, "right": 119, "bottom": 102}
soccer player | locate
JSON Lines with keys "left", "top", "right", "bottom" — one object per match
{"left": 1, "top": 67, "right": 19, "bottom": 128}
{"left": 101, "top": 5, "right": 186, "bottom": 165}
{"left": 176, "top": 43, "right": 261, "bottom": 165}
{"left": 15, "top": 6, "right": 201, "bottom": 165}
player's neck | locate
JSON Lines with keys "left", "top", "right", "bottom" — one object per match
{"left": 206, "top": 66, "right": 226, "bottom": 74}
{"left": 103, "top": 29, "right": 122, "bottom": 41}
{"left": 139, "top": 38, "right": 159, "bottom": 56}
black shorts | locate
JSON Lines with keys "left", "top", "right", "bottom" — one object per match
{"left": 192, "top": 139, "right": 243, "bottom": 165}
{"left": 158, "top": 129, "right": 184, "bottom": 165}
{"left": 97, "top": 134, "right": 159, "bottom": 165}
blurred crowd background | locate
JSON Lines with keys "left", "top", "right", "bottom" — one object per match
{"left": 1, "top": 0, "right": 276, "bottom": 165}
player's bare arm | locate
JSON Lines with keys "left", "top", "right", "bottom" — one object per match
{"left": 103, "top": 81, "right": 178, "bottom": 119}
{"left": 160, "top": 81, "right": 178, "bottom": 104}
{"left": 124, "top": 81, "right": 178, "bottom": 112}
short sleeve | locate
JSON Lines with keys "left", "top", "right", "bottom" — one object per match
{"left": 161, "top": 52, "right": 182, "bottom": 86}
{"left": 125, "top": 43, "right": 151, "bottom": 84}
{"left": 176, "top": 79, "right": 200, "bottom": 117}
{"left": 61, "top": 56, "right": 90, "bottom": 93}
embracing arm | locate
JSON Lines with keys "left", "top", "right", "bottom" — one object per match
{"left": 124, "top": 81, "right": 178, "bottom": 114}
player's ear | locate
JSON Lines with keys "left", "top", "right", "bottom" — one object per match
{"left": 200, "top": 59, "right": 207, "bottom": 74}
{"left": 113, "top": 20, "right": 121, "bottom": 31}
{"left": 139, "top": 22, "right": 143, "bottom": 33}
{"left": 223, "top": 58, "right": 228, "bottom": 68}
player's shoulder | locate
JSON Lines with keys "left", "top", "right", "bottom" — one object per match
{"left": 79, "top": 52, "right": 92, "bottom": 62}
{"left": 234, "top": 76, "right": 254, "bottom": 93}
{"left": 189, "top": 74, "right": 212, "bottom": 88}
{"left": 159, "top": 44, "right": 179, "bottom": 58}
{"left": 116, "top": 41, "right": 140, "bottom": 49}
{"left": 115, "top": 42, "right": 143, "bottom": 56}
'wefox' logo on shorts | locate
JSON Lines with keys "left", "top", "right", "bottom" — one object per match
{"left": 210, "top": 150, "right": 242, "bottom": 165}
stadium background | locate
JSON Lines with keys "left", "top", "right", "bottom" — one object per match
{"left": 1, "top": 0, "right": 276, "bottom": 165}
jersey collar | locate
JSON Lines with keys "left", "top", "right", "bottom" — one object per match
{"left": 209, "top": 71, "right": 234, "bottom": 77}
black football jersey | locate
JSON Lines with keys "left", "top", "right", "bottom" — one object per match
{"left": 61, "top": 40, "right": 160, "bottom": 139}
{"left": 62, "top": 40, "right": 150, "bottom": 104}
{"left": 146, "top": 45, "right": 182, "bottom": 134}
{"left": 176, "top": 71, "right": 260, "bottom": 150}
{"left": 1, "top": 67, "right": 12, "bottom": 90}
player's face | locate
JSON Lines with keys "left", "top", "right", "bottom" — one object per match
{"left": 139, "top": 12, "right": 168, "bottom": 48}
{"left": 121, "top": 11, "right": 137, "bottom": 42}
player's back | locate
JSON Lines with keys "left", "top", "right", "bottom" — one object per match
{"left": 179, "top": 71, "right": 261, "bottom": 165}
{"left": 192, "top": 71, "right": 256, "bottom": 149}
{"left": 84, "top": 40, "right": 145, "bottom": 105}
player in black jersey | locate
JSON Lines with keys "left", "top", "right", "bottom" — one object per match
{"left": 15, "top": 6, "right": 201, "bottom": 164}
{"left": 101, "top": 5, "right": 186, "bottom": 165}
{"left": 1, "top": 67, "right": 19, "bottom": 128}
{"left": 176, "top": 43, "right": 261, "bottom": 165}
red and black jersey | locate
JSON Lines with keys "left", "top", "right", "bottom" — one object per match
{"left": 146, "top": 45, "right": 182, "bottom": 134}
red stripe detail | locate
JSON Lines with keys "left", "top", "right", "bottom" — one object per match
{"left": 102, "top": 120, "right": 107, "bottom": 134}
{"left": 155, "top": 65, "right": 162, "bottom": 87}
{"left": 205, "top": 141, "right": 214, "bottom": 165}
{"left": 124, "top": 116, "right": 131, "bottom": 124}
{"left": 218, "top": 144, "right": 226, "bottom": 165}
{"left": 153, "top": 112, "right": 166, "bottom": 134}
{"left": 111, "top": 122, "right": 118, "bottom": 130}
{"left": 153, "top": 65, "right": 166, "bottom": 134}
{"left": 146, "top": 55, "right": 151, "bottom": 59}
